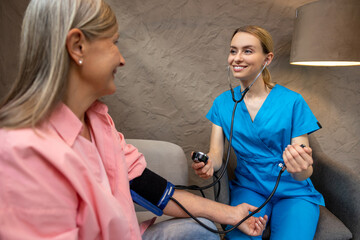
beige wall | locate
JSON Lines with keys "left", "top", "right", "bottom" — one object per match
{"left": 1, "top": 0, "right": 359, "bottom": 188}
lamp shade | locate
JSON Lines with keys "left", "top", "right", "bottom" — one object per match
{"left": 290, "top": 0, "right": 360, "bottom": 66}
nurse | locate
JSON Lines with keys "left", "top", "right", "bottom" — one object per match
{"left": 192, "top": 25, "right": 325, "bottom": 239}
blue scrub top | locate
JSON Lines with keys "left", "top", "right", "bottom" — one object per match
{"left": 207, "top": 84, "right": 325, "bottom": 206}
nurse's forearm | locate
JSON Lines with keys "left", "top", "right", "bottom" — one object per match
{"left": 208, "top": 124, "right": 225, "bottom": 171}
{"left": 207, "top": 151, "right": 223, "bottom": 171}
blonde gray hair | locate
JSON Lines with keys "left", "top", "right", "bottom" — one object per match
{"left": 0, "top": 0, "right": 117, "bottom": 128}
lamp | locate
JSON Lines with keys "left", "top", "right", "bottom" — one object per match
{"left": 290, "top": 0, "right": 360, "bottom": 66}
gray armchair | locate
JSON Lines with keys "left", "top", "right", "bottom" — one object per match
{"left": 310, "top": 135, "right": 359, "bottom": 240}
{"left": 127, "top": 137, "right": 359, "bottom": 239}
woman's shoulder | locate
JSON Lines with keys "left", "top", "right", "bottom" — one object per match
{"left": 213, "top": 89, "right": 233, "bottom": 102}
{"left": 273, "top": 84, "right": 304, "bottom": 101}
{"left": 274, "top": 84, "right": 298, "bottom": 94}
{"left": 0, "top": 126, "right": 67, "bottom": 157}
{"left": 0, "top": 127, "right": 41, "bottom": 144}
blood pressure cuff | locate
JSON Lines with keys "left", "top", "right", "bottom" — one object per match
{"left": 130, "top": 168, "right": 175, "bottom": 216}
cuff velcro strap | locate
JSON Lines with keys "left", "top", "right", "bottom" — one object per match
{"left": 130, "top": 168, "right": 175, "bottom": 216}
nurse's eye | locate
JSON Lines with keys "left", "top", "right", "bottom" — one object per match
{"left": 230, "top": 49, "right": 237, "bottom": 55}
{"left": 244, "top": 49, "right": 253, "bottom": 54}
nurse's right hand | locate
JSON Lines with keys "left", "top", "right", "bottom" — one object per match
{"left": 191, "top": 153, "right": 214, "bottom": 179}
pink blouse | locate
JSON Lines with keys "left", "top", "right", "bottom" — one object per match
{"left": 0, "top": 101, "right": 149, "bottom": 240}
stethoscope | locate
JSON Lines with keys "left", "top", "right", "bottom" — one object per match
{"left": 173, "top": 62, "right": 287, "bottom": 234}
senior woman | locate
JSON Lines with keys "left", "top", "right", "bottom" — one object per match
{"left": 0, "top": 0, "right": 267, "bottom": 239}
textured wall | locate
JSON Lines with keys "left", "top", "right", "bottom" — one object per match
{"left": 1, "top": 0, "right": 359, "bottom": 190}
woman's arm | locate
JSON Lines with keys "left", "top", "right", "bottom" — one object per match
{"left": 283, "top": 134, "right": 314, "bottom": 181}
{"left": 163, "top": 189, "right": 267, "bottom": 236}
{"left": 192, "top": 124, "right": 225, "bottom": 179}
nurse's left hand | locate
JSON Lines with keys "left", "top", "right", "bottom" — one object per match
{"left": 282, "top": 144, "right": 313, "bottom": 181}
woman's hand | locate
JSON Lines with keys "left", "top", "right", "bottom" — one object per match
{"left": 191, "top": 152, "right": 215, "bottom": 179}
{"left": 233, "top": 203, "right": 268, "bottom": 236}
{"left": 282, "top": 143, "right": 313, "bottom": 181}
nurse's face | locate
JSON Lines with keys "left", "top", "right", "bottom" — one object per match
{"left": 227, "top": 32, "right": 267, "bottom": 82}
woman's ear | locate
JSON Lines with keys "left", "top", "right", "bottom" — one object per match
{"left": 264, "top": 52, "right": 274, "bottom": 66}
{"left": 66, "top": 28, "right": 85, "bottom": 65}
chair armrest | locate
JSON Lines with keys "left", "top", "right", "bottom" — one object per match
{"left": 310, "top": 137, "right": 360, "bottom": 239}
{"left": 213, "top": 164, "right": 230, "bottom": 205}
